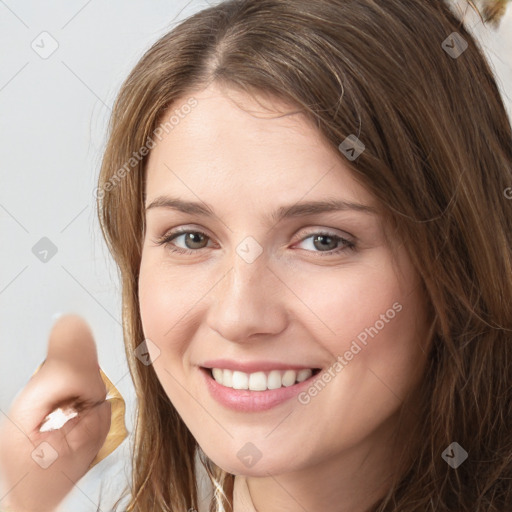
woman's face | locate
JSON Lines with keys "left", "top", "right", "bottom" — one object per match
{"left": 138, "top": 82, "right": 429, "bottom": 477}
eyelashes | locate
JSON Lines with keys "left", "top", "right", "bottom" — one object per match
{"left": 297, "top": 231, "right": 356, "bottom": 255}
{"left": 153, "top": 228, "right": 356, "bottom": 257}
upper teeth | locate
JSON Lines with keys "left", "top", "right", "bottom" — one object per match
{"left": 211, "top": 368, "right": 313, "bottom": 391}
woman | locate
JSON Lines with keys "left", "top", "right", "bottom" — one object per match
{"left": 1, "top": 0, "right": 511, "bottom": 511}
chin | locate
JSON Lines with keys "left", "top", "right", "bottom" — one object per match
{"left": 203, "top": 448, "right": 298, "bottom": 477}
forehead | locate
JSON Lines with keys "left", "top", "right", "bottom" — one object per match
{"left": 144, "top": 83, "right": 374, "bottom": 210}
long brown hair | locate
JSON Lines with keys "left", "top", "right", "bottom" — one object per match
{"left": 96, "top": 1, "right": 512, "bottom": 510}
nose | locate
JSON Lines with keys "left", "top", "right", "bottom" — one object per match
{"left": 205, "top": 253, "right": 288, "bottom": 343}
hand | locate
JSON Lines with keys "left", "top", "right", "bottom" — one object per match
{"left": 0, "top": 314, "right": 111, "bottom": 512}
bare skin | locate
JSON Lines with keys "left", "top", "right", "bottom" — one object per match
{"left": 0, "top": 315, "right": 110, "bottom": 512}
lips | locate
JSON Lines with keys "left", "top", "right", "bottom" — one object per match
{"left": 199, "top": 360, "right": 322, "bottom": 412}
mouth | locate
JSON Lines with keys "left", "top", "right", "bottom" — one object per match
{"left": 200, "top": 365, "right": 322, "bottom": 412}
{"left": 201, "top": 366, "right": 322, "bottom": 392}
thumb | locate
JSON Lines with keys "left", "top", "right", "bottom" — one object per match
{"left": 44, "top": 314, "right": 99, "bottom": 371}
{"left": 13, "top": 315, "right": 106, "bottom": 435}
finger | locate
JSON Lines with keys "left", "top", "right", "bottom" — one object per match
{"left": 45, "top": 314, "right": 99, "bottom": 371}
{"left": 8, "top": 316, "right": 105, "bottom": 434}
{"left": 63, "top": 400, "right": 111, "bottom": 456}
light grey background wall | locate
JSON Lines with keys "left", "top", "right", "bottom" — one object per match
{"left": 0, "top": 1, "right": 510, "bottom": 511}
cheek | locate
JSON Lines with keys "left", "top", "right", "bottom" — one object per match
{"left": 286, "top": 256, "right": 428, "bottom": 394}
{"left": 285, "top": 260, "right": 408, "bottom": 344}
{"left": 286, "top": 261, "right": 427, "bottom": 452}
{"left": 138, "top": 255, "right": 207, "bottom": 342}
{"left": 138, "top": 257, "right": 198, "bottom": 403}
{"left": 138, "top": 248, "right": 425, "bottom": 357}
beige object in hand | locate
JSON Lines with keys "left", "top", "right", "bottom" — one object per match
{"left": 33, "top": 363, "right": 128, "bottom": 469}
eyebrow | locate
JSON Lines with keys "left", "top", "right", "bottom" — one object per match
{"left": 145, "top": 195, "right": 378, "bottom": 225}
